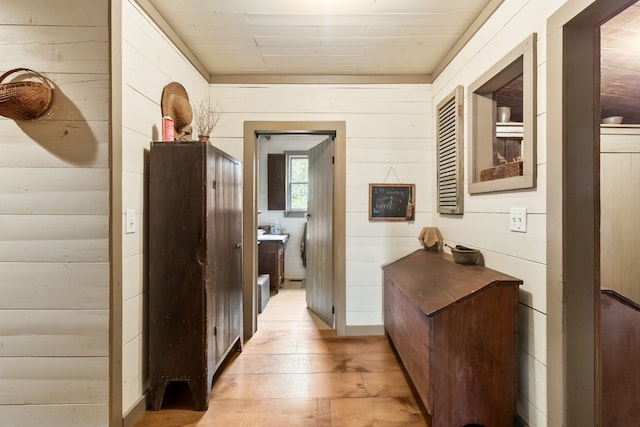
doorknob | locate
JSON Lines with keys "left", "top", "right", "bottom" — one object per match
{"left": 235, "top": 243, "right": 242, "bottom": 249}
{"left": 305, "top": 213, "right": 311, "bottom": 219}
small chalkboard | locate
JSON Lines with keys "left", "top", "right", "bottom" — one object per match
{"left": 369, "top": 183, "right": 416, "bottom": 221}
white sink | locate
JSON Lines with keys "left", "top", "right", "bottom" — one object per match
{"left": 258, "top": 234, "right": 289, "bottom": 243}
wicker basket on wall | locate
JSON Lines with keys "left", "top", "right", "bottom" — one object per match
{"left": 0, "top": 68, "right": 53, "bottom": 120}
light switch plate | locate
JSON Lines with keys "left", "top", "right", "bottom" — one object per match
{"left": 510, "top": 207, "right": 527, "bottom": 232}
{"left": 125, "top": 209, "right": 136, "bottom": 234}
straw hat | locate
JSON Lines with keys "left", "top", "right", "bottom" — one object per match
{"left": 161, "top": 82, "right": 192, "bottom": 131}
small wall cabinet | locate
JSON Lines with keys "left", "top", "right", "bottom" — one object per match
{"left": 148, "top": 141, "right": 243, "bottom": 411}
{"left": 383, "top": 250, "right": 522, "bottom": 427}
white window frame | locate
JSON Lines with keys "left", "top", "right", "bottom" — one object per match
{"left": 468, "top": 33, "right": 537, "bottom": 194}
{"left": 286, "top": 151, "right": 309, "bottom": 215}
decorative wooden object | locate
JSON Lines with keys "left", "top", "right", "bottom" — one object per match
{"left": 480, "top": 160, "right": 523, "bottom": 181}
{"left": 149, "top": 141, "right": 243, "bottom": 411}
{"left": 258, "top": 235, "right": 288, "bottom": 293}
{"left": 383, "top": 250, "right": 522, "bottom": 427}
{"left": 600, "top": 289, "right": 640, "bottom": 426}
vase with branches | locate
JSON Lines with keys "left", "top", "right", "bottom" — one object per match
{"left": 193, "top": 96, "right": 222, "bottom": 142}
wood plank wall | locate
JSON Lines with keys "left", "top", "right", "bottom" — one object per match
{"left": 431, "top": 1, "right": 552, "bottom": 425}
{"left": 120, "top": 0, "right": 210, "bottom": 416}
{"left": 213, "top": 82, "right": 434, "bottom": 327}
{"left": 0, "top": 1, "right": 110, "bottom": 425}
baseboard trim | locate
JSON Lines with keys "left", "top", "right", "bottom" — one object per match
{"left": 345, "top": 324, "right": 385, "bottom": 336}
{"left": 122, "top": 393, "right": 148, "bottom": 427}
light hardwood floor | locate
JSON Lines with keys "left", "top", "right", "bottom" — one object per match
{"left": 134, "top": 285, "right": 427, "bottom": 426}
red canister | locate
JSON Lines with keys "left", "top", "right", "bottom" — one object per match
{"left": 162, "top": 116, "right": 174, "bottom": 141}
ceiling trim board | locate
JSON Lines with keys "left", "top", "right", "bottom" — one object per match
{"left": 210, "top": 74, "right": 432, "bottom": 85}
{"left": 432, "top": 0, "right": 505, "bottom": 80}
{"left": 134, "top": 0, "right": 210, "bottom": 81}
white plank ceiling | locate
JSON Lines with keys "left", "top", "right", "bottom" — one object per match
{"left": 144, "top": 0, "right": 493, "bottom": 78}
{"left": 143, "top": 0, "right": 640, "bottom": 122}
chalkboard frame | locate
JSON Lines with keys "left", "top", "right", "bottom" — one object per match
{"left": 368, "top": 183, "right": 416, "bottom": 221}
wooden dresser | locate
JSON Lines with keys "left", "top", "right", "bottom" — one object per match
{"left": 383, "top": 250, "right": 522, "bottom": 427}
{"left": 148, "top": 141, "right": 243, "bottom": 411}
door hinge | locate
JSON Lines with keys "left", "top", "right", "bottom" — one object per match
{"left": 213, "top": 326, "right": 217, "bottom": 336}
{"left": 332, "top": 156, "right": 335, "bottom": 164}
{"left": 212, "top": 180, "right": 217, "bottom": 189}
{"left": 332, "top": 306, "right": 335, "bottom": 314}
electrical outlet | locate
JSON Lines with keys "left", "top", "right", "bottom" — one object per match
{"left": 510, "top": 207, "right": 527, "bottom": 232}
{"left": 125, "top": 209, "right": 136, "bottom": 234}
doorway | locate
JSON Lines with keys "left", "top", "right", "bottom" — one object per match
{"left": 256, "top": 133, "right": 335, "bottom": 327}
{"left": 598, "top": 2, "right": 640, "bottom": 425}
{"left": 242, "top": 121, "right": 347, "bottom": 340}
{"left": 547, "top": 0, "right": 638, "bottom": 424}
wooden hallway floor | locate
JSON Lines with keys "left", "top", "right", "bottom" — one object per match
{"left": 134, "top": 286, "right": 427, "bottom": 426}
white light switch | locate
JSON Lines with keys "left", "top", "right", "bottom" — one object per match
{"left": 510, "top": 207, "right": 527, "bottom": 233}
{"left": 125, "top": 209, "right": 136, "bottom": 234}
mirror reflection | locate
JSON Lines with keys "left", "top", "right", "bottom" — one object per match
{"left": 494, "top": 75, "right": 524, "bottom": 174}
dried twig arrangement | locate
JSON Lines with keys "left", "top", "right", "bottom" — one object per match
{"left": 193, "top": 96, "right": 222, "bottom": 137}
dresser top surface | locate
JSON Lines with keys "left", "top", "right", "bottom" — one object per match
{"left": 383, "top": 249, "right": 522, "bottom": 317}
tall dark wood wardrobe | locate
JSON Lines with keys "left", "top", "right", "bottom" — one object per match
{"left": 148, "top": 141, "right": 243, "bottom": 411}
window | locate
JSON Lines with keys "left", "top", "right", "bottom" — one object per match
{"left": 266, "top": 152, "right": 309, "bottom": 214}
{"left": 287, "top": 152, "right": 308, "bottom": 212}
{"left": 468, "top": 33, "right": 537, "bottom": 193}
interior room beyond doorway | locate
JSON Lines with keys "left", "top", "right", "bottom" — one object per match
{"left": 257, "top": 132, "right": 335, "bottom": 330}
{"left": 257, "top": 133, "right": 328, "bottom": 292}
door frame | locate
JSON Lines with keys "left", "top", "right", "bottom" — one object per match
{"left": 547, "top": 0, "right": 635, "bottom": 425}
{"left": 242, "top": 121, "right": 346, "bottom": 339}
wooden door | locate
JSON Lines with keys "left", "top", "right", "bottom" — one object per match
{"left": 212, "top": 147, "right": 243, "bottom": 364}
{"left": 306, "top": 137, "right": 334, "bottom": 327}
{"left": 227, "top": 153, "right": 243, "bottom": 345}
